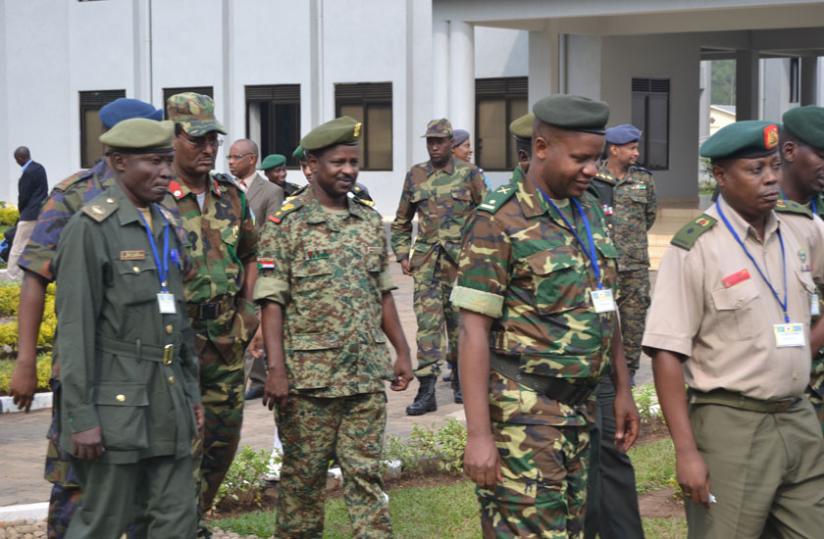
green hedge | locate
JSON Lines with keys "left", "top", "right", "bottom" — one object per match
{"left": 0, "top": 354, "right": 52, "bottom": 395}
{"left": 0, "top": 205, "right": 19, "bottom": 227}
{"left": 0, "top": 282, "right": 57, "bottom": 352}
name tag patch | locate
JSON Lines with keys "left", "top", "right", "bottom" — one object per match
{"left": 120, "top": 250, "right": 146, "bottom": 261}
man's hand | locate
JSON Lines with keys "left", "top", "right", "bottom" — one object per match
{"left": 192, "top": 403, "right": 205, "bottom": 431}
{"left": 72, "top": 427, "right": 104, "bottom": 460}
{"left": 400, "top": 258, "right": 412, "bottom": 276}
{"left": 262, "top": 369, "right": 289, "bottom": 410}
{"left": 248, "top": 327, "right": 264, "bottom": 360}
{"left": 464, "top": 433, "right": 502, "bottom": 488}
{"left": 390, "top": 351, "right": 414, "bottom": 391}
{"left": 613, "top": 387, "right": 640, "bottom": 452}
{"left": 9, "top": 360, "right": 37, "bottom": 412}
{"left": 676, "top": 448, "right": 712, "bottom": 508}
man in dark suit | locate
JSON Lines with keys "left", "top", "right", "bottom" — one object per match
{"left": 6, "top": 146, "right": 48, "bottom": 280}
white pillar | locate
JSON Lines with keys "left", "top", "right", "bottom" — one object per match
{"left": 432, "top": 18, "right": 449, "bottom": 121}
{"left": 735, "top": 49, "right": 760, "bottom": 121}
{"left": 698, "top": 60, "right": 711, "bottom": 142}
{"left": 448, "top": 20, "right": 474, "bottom": 135}
{"left": 528, "top": 30, "right": 560, "bottom": 107}
{"left": 565, "top": 35, "right": 602, "bottom": 101}
{"left": 801, "top": 56, "right": 819, "bottom": 106}
{"left": 132, "top": 0, "right": 152, "bottom": 104}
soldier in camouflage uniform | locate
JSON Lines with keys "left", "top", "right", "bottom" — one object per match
{"left": 778, "top": 105, "right": 824, "bottom": 431}
{"left": 451, "top": 95, "right": 639, "bottom": 538}
{"left": 261, "top": 153, "right": 302, "bottom": 197}
{"left": 391, "top": 118, "right": 487, "bottom": 415}
{"left": 585, "top": 124, "right": 652, "bottom": 538}
{"left": 8, "top": 98, "right": 163, "bottom": 539}
{"left": 255, "top": 116, "right": 413, "bottom": 538}
{"left": 288, "top": 145, "right": 374, "bottom": 204}
{"left": 165, "top": 93, "right": 259, "bottom": 537}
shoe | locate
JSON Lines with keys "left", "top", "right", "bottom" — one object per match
{"left": 405, "top": 376, "right": 437, "bottom": 416}
{"left": 244, "top": 385, "right": 264, "bottom": 400}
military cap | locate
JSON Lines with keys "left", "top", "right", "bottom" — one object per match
{"left": 165, "top": 92, "right": 227, "bottom": 137}
{"left": 260, "top": 154, "right": 287, "bottom": 170}
{"left": 452, "top": 129, "right": 470, "bottom": 147}
{"left": 532, "top": 95, "right": 609, "bottom": 134}
{"left": 292, "top": 145, "right": 306, "bottom": 161}
{"left": 605, "top": 124, "right": 642, "bottom": 145}
{"left": 782, "top": 106, "right": 824, "bottom": 150}
{"left": 700, "top": 120, "right": 779, "bottom": 161}
{"left": 300, "top": 116, "right": 361, "bottom": 152}
{"left": 99, "top": 98, "right": 163, "bottom": 130}
{"left": 99, "top": 118, "right": 174, "bottom": 154}
{"left": 422, "top": 118, "right": 453, "bottom": 138}
{"left": 509, "top": 113, "right": 535, "bottom": 140}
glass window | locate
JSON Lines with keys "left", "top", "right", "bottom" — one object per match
{"left": 335, "top": 83, "right": 393, "bottom": 171}
{"left": 475, "top": 77, "right": 528, "bottom": 171}
{"left": 79, "top": 89, "right": 126, "bottom": 168}
{"left": 631, "top": 78, "right": 670, "bottom": 170}
{"left": 246, "top": 85, "right": 301, "bottom": 167}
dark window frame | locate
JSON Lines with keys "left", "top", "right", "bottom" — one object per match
{"left": 245, "top": 84, "right": 301, "bottom": 168}
{"left": 334, "top": 82, "right": 393, "bottom": 171}
{"left": 474, "top": 77, "right": 528, "bottom": 172}
{"left": 79, "top": 89, "right": 126, "bottom": 168}
{"left": 789, "top": 58, "right": 800, "bottom": 104}
{"left": 631, "top": 78, "right": 670, "bottom": 171}
{"left": 162, "top": 86, "right": 214, "bottom": 118}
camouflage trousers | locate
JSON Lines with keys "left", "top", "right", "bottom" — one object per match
{"left": 616, "top": 268, "right": 651, "bottom": 373}
{"left": 479, "top": 372, "right": 591, "bottom": 538}
{"left": 276, "top": 392, "right": 392, "bottom": 539}
{"left": 412, "top": 251, "right": 458, "bottom": 377}
{"left": 806, "top": 391, "right": 824, "bottom": 434}
{"left": 806, "top": 351, "right": 824, "bottom": 433}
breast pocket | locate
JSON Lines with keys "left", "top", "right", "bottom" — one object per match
{"left": 293, "top": 258, "right": 334, "bottom": 293}
{"left": 522, "top": 249, "right": 588, "bottom": 314}
{"left": 114, "top": 258, "right": 159, "bottom": 304}
{"left": 711, "top": 280, "right": 760, "bottom": 340}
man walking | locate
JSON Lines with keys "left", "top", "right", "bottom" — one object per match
{"left": 5, "top": 146, "right": 48, "bottom": 280}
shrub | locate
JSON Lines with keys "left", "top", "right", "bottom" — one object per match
{"left": 0, "top": 283, "right": 56, "bottom": 353}
{"left": 0, "top": 353, "right": 52, "bottom": 395}
{"left": 0, "top": 205, "right": 18, "bottom": 227}
{"left": 632, "top": 383, "right": 662, "bottom": 422}
{"left": 213, "top": 446, "right": 271, "bottom": 511}
{"left": 384, "top": 419, "right": 467, "bottom": 476}
{"left": 0, "top": 284, "right": 21, "bottom": 316}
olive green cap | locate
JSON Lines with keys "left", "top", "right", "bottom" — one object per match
{"left": 509, "top": 113, "right": 535, "bottom": 140}
{"left": 260, "top": 154, "right": 286, "bottom": 170}
{"left": 532, "top": 95, "right": 609, "bottom": 134}
{"left": 700, "top": 120, "right": 779, "bottom": 160}
{"left": 300, "top": 116, "right": 361, "bottom": 152}
{"left": 422, "top": 118, "right": 453, "bottom": 138}
{"left": 165, "top": 92, "right": 227, "bottom": 137}
{"left": 783, "top": 106, "right": 824, "bottom": 150}
{"left": 99, "top": 118, "right": 174, "bottom": 154}
{"left": 292, "top": 145, "right": 306, "bottom": 161}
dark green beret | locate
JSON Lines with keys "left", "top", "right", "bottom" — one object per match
{"left": 260, "top": 154, "right": 286, "bottom": 170}
{"left": 301, "top": 116, "right": 361, "bottom": 152}
{"left": 532, "top": 95, "right": 609, "bottom": 134}
{"left": 510, "top": 113, "right": 535, "bottom": 140}
{"left": 292, "top": 145, "right": 306, "bottom": 161}
{"left": 100, "top": 118, "right": 174, "bottom": 153}
{"left": 783, "top": 106, "right": 824, "bottom": 150}
{"left": 700, "top": 120, "right": 779, "bottom": 160}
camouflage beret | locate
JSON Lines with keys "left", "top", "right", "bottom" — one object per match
{"left": 700, "top": 120, "right": 779, "bottom": 161}
{"left": 422, "top": 118, "right": 453, "bottom": 138}
{"left": 509, "top": 113, "right": 535, "bottom": 140}
{"left": 532, "top": 95, "right": 609, "bottom": 134}
{"left": 260, "top": 154, "right": 286, "bottom": 170}
{"left": 99, "top": 118, "right": 174, "bottom": 154}
{"left": 166, "top": 92, "right": 227, "bottom": 137}
{"left": 783, "top": 106, "right": 824, "bottom": 150}
{"left": 300, "top": 116, "right": 361, "bottom": 152}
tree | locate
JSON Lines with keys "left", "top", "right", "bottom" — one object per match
{"left": 711, "top": 60, "right": 736, "bottom": 106}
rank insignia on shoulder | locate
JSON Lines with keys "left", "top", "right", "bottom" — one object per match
{"left": 774, "top": 199, "right": 813, "bottom": 218}
{"left": 671, "top": 214, "right": 717, "bottom": 250}
{"left": 478, "top": 184, "right": 516, "bottom": 214}
{"left": 258, "top": 257, "right": 275, "bottom": 270}
{"left": 269, "top": 200, "right": 303, "bottom": 224}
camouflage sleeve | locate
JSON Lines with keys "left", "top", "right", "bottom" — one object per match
{"left": 450, "top": 211, "right": 510, "bottom": 318}
{"left": 236, "top": 190, "right": 258, "bottom": 263}
{"left": 179, "top": 308, "right": 200, "bottom": 404}
{"left": 390, "top": 171, "right": 415, "bottom": 261}
{"left": 253, "top": 218, "right": 291, "bottom": 306}
{"left": 645, "top": 173, "right": 657, "bottom": 231}
{"left": 377, "top": 217, "right": 396, "bottom": 293}
{"left": 470, "top": 167, "right": 489, "bottom": 206}
{"left": 810, "top": 215, "right": 824, "bottom": 287}
{"left": 18, "top": 187, "right": 81, "bottom": 281}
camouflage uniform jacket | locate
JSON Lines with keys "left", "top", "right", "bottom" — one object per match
{"left": 253, "top": 188, "right": 396, "bottom": 398}
{"left": 451, "top": 169, "right": 619, "bottom": 424}
{"left": 54, "top": 183, "right": 199, "bottom": 464}
{"left": 592, "top": 162, "right": 657, "bottom": 271}
{"left": 798, "top": 192, "right": 824, "bottom": 399}
{"left": 390, "top": 157, "right": 487, "bottom": 267}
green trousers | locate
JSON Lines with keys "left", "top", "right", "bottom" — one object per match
{"left": 412, "top": 250, "right": 458, "bottom": 377}
{"left": 686, "top": 398, "right": 824, "bottom": 538}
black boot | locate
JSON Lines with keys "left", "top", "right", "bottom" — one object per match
{"left": 406, "top": 376, "right": 437, "bottom": 416}
{"left": 451, "top": 363, "right": 463, "bottom": 404}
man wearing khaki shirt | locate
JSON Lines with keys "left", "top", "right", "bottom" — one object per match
{"left": 644, "top": 120, "right": 824, "bottom": 538}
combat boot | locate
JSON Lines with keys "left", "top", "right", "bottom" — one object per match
{"left": 451, "top": 362, "right": 463, "bottom": 404}
{"left": 406, "top": 376, "right": 437, "bottom": 416}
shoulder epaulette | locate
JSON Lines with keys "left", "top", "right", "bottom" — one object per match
{"left": 54, "top": 168, "right": 95, "bottom": 192}
{"left": 775, "top": 199, "right": 813, "bottom": 219}
{"left": 352, "top": 195, "right": 376, "bottom": 209}
{"left": 285, "top": 184, "right": 308, "bottom": 202}
{"left": 268, "top": 200, "right": 303, "bottom": 224}
{"left": 477, "top": 183, "right": 516, "bottom": 214}
{"left": 671, "top": 214, "right": 717, "bottom": 250}
{"left": 80, "top": 194, "right": 118, "bottom": 223}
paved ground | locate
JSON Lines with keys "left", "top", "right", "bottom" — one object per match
{"left": 0, "top": 260, "right": 653, "bottom": 508}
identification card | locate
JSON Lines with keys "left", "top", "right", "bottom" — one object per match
{"left": 812, "top": 293, "right": 820, "bottom": 317}
{"left": 157, "top": 292, "right": 177, "bottom": 314}
{"left": 590, "top": 289, "right": 617, "bottom": 313}
{"left": 774, "top": 323, "right": 805, "bottom": 348}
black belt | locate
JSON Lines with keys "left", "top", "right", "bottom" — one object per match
{"left": 490, "top": 353, "right": 595, "bottom": 406}
{"left": 688, "top": 389, "right": 799, "bottom": 413}
{"left": 98, "top": 336, "right": 175, "bottom": 366}
{"left": 187, "top": 295, "right": 233, "bottom": 321}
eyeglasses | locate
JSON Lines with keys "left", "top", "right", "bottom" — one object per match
{"left": 180, "top": 133, "right": 223, "bottom": 150}
{"left": 226, "top": 152, "right": 255, "bottom": 161}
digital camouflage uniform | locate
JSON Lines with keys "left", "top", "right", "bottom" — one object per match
{"left": 164, "top": 173, "right": 259, "bottom": 515}
{"left": 254, "top": 188, "right": 396, "bottom": 539}
{"left": 451, "top": 170, "right": 620, "bottom": 538}
{"left": 800, "top": 192, "right": 824, "bottom": 431}
{"left": 390, "top": 155, "right": 486, "bottom": 376}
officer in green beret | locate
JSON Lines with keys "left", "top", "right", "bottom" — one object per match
{"left": 261, "top": 153, "right": 302, "bottom": 197}
{"left": 453, "top": 95, "right": 639, "bottom": 537}
{"left": 55, "top": 118, "right": 202, "bottom": 538}
{"left": 645, "top": 120, "right": 824, "bottom": 537}
{"left": 255, "top": 116, "right": 413, "bottom": 538}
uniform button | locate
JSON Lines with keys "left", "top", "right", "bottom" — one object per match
{"left": 168, "top": 375, "right": 175, "bottom": 384}
{"left": 116, "top": 394, "right": 126, "bottom": 402}
{"left": 165, "top": 324, "right": 174, "bottom": 334}
{"left": 132, "top": 266, "right": 140, "bottom": 273}
{"left": 106, "top": 198, "right": 115, "bottom": 204}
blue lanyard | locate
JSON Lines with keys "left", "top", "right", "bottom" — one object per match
{"left": 136, "top": 205, "right": 171, "bottom": 292}
{"left": 541, "top": 191, "right": 603, "bottom": 288}
{"left": 715, "top": 202, "right": 789, "bottom": 323}
{"left": 812, "top": 198, "right": 818, "bottom": 215}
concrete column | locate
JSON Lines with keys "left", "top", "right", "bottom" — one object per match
{"left": 698, "top": 60, "right": 711, "bottom": 142}
{"left": 448, "top": 20, "right": 474, "bottom": 134}
{"left": 528, "top": 30, "right": 560, "bottom": 106}
{"left": 735, "top": 49, "right": 760, "bottom": 120}
{"left": 566, "top": 35, "right": 602, "bottom": 101}
{"left": 801, "top": 56, "right": 819, "bottom": 106}
{"left": 132, "top": 0, "right": 152, "bottom": 103}
{"left": 432, "top": 18, "right": 449, "bottom": 120}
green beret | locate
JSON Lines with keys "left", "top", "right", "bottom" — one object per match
{"left": 260, "top": 154, "right": 286, "bottom": 170}
{"left": 100, "top": 118, "right": 174, "bottom": 153}
{"left": 292, "top": 145, "right": 306, "bottom": 161}
{"left": 532, "top": 95, "right": 609, "bottom": 134}
{"left": 422, "top": 118, "right": 453, "bottom": 138}
{"left": 700, "top": 120, "right": 779, "bottom": 161}
{"left": 510, "top": 113, "right": 535, "bottom": 140}
{"left": 300, "top": 116, "right": 361, "bottom": 152}
{"left": 783, "top": 106, "right": 824, "bottom": 150}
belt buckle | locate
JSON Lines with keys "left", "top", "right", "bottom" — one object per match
{"left": 201, "top": 303, "right": 219, "bottom": 320}
{"left": 163, "top": 344, "right": 174, "bottom": 365}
